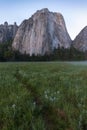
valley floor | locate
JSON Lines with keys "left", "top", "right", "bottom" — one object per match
{"left": 0, "top": 62, "right": 87, "bottom": 130}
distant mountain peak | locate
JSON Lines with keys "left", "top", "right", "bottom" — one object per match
{"left": 73, "top": 26, "right": 87, "bottom": 51}
{"left": 0, "top": 22, "right": 18, "bottom": 43}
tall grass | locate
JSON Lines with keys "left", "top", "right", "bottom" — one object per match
{"left": 0, "top": 62, "right": 87, "bottom": 130}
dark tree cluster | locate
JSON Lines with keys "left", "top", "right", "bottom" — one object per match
{"left": 0, "top": 41, "right": 86, "bottom": 61}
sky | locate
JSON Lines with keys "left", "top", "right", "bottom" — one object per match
{"left": 0, "top": 0, "right": 87, "bottom": 39}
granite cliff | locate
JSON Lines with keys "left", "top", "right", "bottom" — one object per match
{"left": 0, "top": 22, "right": 18, "bottom": 43}
{"left": 73, "top": 26, "right": 87, "bottom": 52}
{"left": 12, "top": 8, "right": 71, "bottom": 56}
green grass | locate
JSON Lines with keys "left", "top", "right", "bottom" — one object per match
{"left": 0, "top": 62, "right": 87, "bottom": 130}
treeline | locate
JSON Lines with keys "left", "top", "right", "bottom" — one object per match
{"left": 0, "top": 41, "right": 86, "bottom": 61}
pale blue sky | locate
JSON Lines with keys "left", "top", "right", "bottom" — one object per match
{"left": 0, "top": 0, "right": 87, "bottom": 39}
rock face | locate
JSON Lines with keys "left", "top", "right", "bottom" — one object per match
{"left": 0, "top": 22, "right": 18, "bottom": 43}
{"left": 73, "top": 26, "right": 87, "bottom": 52}
{"left": 12, "top": 8, "right": 71, "bottom": 56}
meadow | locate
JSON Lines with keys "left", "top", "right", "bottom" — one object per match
{"left": 0, "top": 62, "right": 87, "bottom": 130}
